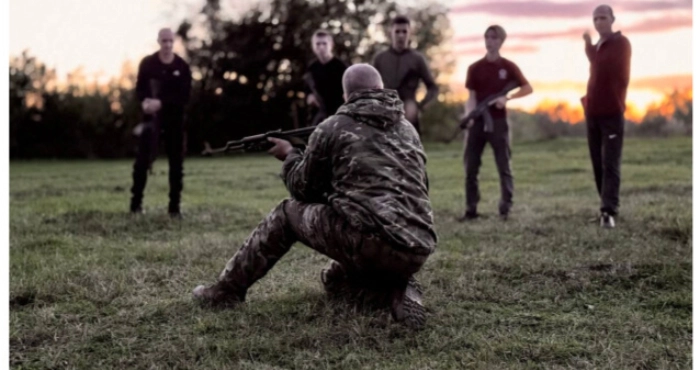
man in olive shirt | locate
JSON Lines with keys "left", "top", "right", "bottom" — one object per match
{"left": 372, "top": 16, "right": 438, "bottom": 136}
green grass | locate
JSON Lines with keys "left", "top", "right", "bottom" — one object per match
{"left": 10, "top": 137, "right": 691, "bottom": 369}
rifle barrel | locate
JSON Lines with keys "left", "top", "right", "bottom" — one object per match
{"left": 202, "top": 126, "right": 318, "bottom": 156}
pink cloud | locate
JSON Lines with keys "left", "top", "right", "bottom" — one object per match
{"left": 455, "top": 15, "right": 692, "bottom": 44}
{"left": 455, "top": 29, "right": 581, "bottom": 44}
{"left": 624, "top": 15, "right": 693, "bottom": 33}
{"left": 450, "top": 0, "right": 691, "bottom": 18}
{"left": 456, "top": 44, "right": 540, "bottom": 55}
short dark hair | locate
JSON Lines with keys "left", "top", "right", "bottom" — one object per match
{"left": 484, "top": 25, "right": 507, "bottom": 41}
{"left": 313, "top": 29, "right": 331, "bottom": 38}
{"left": 391, "top": 16, "right": 411, "bottom": 26}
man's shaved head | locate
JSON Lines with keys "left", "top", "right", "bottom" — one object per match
{"left": 592, "top": 4, "right": 615, "bottom": 36}
{"left": 593, "top": 5, "right": 614, "bottom": 17}
{"left": 342, "top": 64, "right": 384, "bottom": 98}
{"left": 158, "top": 28, "right": 175, "bottom": 55}
{"left": 158, "top": 28, "right": 174, "bottom": 39}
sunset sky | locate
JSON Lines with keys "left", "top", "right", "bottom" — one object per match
{"left": 9, "top": 0, "right": 693, "bottom": 117}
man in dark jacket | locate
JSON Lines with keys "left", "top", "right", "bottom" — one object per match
{"left": 193, "top": 64, "right": 437, "bottom": 329}
{"left": 130, "top": 28, "right": 192, "bottom": 217}
{"left": 304, "top": 29, "right": 348, "bottom": 125}
{"left": 582, "top": 5, "right": 632, "bottom": 228}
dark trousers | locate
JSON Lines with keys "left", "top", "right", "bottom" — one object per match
{"left": 130, "top": 111, "right": 186, "bottom": 212}
{"left": 586, "top": 113, "right": 624, "bottom": 216}
{"left": 463, "top": 118, "right": 513, "bottom": 215}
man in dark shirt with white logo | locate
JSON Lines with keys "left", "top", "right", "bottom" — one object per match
{"left": 304, "top": 30, "right": 348, "bottom": 125}
{"left": 460, "top": 25, "right": 532, "bottom": 221}
{"left": 372, "top": 16, "right": 438, "bottom": 137}
{"left": 130, "top": 28, "right": 192, "bottom": 217}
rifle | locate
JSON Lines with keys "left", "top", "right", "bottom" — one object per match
{"left": 132, "top": 79, "right": 161, "bottom": 137}
{"left": 303, "top": 72, "right": 327, "bottom": 126}
{"left": 443, "top": 80, "right": 520, "bottom": 143}
{"left": 131, "top": 79, "right": 161, "bottom": 173}
{"left": 202, "top": 126, "right": 317, "bottom": 156}
{"left": 146, "top": 79, "right": 161, "bottom": 169}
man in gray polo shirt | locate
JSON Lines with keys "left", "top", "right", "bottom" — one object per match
{"left": 372, "top": 15, "right": 438, "bottom": 137}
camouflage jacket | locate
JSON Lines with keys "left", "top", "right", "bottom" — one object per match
{"left": 281, "top": 89, "right": 437, "bottom": 254}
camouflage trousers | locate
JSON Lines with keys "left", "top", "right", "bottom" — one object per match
{"left": 217, "top": 199, "right": 429, "bottom": 294}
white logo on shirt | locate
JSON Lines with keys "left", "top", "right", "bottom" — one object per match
{"left": 499, "top": 69, "right": 508, "bottom": 79}
{"left": 173, "top": 70, "right": 180, "bottom": 77}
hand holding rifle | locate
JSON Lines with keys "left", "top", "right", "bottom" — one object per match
{"left": 267, "top": 137, "right": 294, "bottom": 161}
{"left": 444, "top": 81, "right": 520, "bottom": 143}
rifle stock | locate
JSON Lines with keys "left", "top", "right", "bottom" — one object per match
{"left": 303, "top": 73, "right": 327, "bottom": 126}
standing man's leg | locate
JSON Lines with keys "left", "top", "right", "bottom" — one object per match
{"left": 412, "top": 115, "right": 421, "bottom": 137}
{"left": 586, "top": 116, "right": 604, "bottom": 197}
{"left": 599, "top": 114, "right": 624, "bottom": 216}
{"left": 130, "top": 121, "right": 160, "bottom": 213}
{"left": 404, "top": 99, "right": 421, "bottom": 136}
{"left": 463, "top": 123, "right": 488, "bottom": 218}
{"left": 489, "top": 119, "right": 513, "bottom": 218}
{"left": 164, "top": 116, "right": 185, "bottom": 216}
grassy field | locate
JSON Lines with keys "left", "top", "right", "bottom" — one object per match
{"left": 10, "top": 137, "right": 691, "bottom": 369}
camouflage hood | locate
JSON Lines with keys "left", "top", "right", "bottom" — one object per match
{"left": 336, "top": 89, "right": 405, "bottom": 129}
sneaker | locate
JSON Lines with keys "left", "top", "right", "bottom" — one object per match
{"left": 499, "top": 212, "right": 509, "bottom": 221}
{"left": 192, "top": 283, "right": 246, "bottom": 309}
{"left": 600, "top": 212, "right": 615, "bottom": 229}
{"left": 390, "top": 277, "right": 426, "bottom": 329}
{"left": 456, "top": 211, "right": 479, "bottom": 222}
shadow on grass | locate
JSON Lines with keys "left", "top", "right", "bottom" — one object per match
{"left": 36, "top": 205, "right": 264, "bottom": 241}
{"left": 11, "top": 184, "right": 128, "bottom": 201}
{"left": 621, "top": 184, "right": 691, "bottom": 197}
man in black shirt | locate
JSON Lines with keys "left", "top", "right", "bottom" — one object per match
{"left": 304, "top": 30, "right": 348, "bottom": 126}
{"left": 372, "top": 16, "right": 438, "bottom": 136}
{"left": 130, "top": 28, "right": 192, "bottom": 217}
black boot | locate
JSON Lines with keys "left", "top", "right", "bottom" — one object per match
{"left": 168, "top": 201, "right": 181, "bottom": 219}
{"left": 390, "top": 277, "right": 426, "bottom": 329}
{"left": 130, "top": 196, "right": 143, "bottom": 214}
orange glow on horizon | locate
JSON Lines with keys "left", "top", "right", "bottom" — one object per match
{"left": 533, "top": 99, "right": 585, "bottom": 124}
{"left": 523, "top": 87, "right": 691, "bottom": 124}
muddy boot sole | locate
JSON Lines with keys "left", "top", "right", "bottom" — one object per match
{"left": 391, "top": 278, "right": 426, "bottom": 329}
